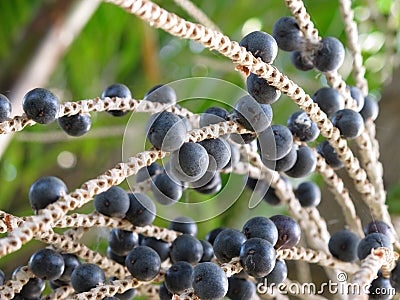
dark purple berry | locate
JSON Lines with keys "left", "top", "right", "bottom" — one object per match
{"left": 213, "top": 229, "right": 247, "bottom": 263}
{"left": 193, "top": 262, "right": 228, "bottom": 300}
{"left": 239, "top": 31, "right": 278, "bottom": 63}
{"left": 169, "top": 216, "right": 197, "bottom": 236}
{"left": 285, "top": 145, "right": 316, "bottom": 178}
{"left": 125, "top": 246, "right": 161, "bottom": 281}
{"left": 240, "top": 238, "right": 276, "bottom": 277}
{"left": 94, "top": 186, "right": 130, "bottom": 218}
{"left": 29, "top": 249, "right": 64, "bottom": 280}
{"left": 272, "top": 16, "right": 304, "bottom": 51}
{"left": 270, "top": 215, "right": 301, "bottom": 249}
{"left": 287, "top": 111, "right": 319, "bottom": 142}
{"left": 58, "top": 113, "right": 91, "bottom": 136}
{"left": 125, "top": 193, "right": 156, "bottom": 226}
{"left": 22, "top": 88, "right": 59, "bottom": 124}
{"left": 70, "top": 263, "right": 106, "bottom": 293}
{"left": 29, "top": 176, "right": 68, "bottom": 212}
{"left": 312, "top": 87, "right": 345, "bottom": 117}
{"left": 328, "top": 230, "right": 360, "bottom": 262}
{"left": 317, "top": 140, "right": 343, "bottom": 169}
{"left": 313, "top": 37, "right": 345, "bottom": 72}
{"left": 170, "top": 234, "right": 203, "bottom": 264}
{"left": 0, "top": 94, "right": 12, "bottom": 122}
{"left": 144, "top": 84, "right": 176, "bottom": 105}
{"left": 357, "top": 232, "right": 393, "bottom": 260}
{"left": 246, "top": 73, "right": 281, "bottom": 104}
{"left": 294, "top": 181, "right": 321, "bottom": 207}
{"left": 290, "top": 51, "right": 313, "bottom": 71}
{"left": 331, "top": 109, "right": 364, "bottom": 139}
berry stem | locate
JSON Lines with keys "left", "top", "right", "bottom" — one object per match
{"left": 55, "top": 212, "right": 181, "bottom": 243}
{"left": 39, "top": 229, "right": 128, "bottom": 278}
{"left": 0, "top": 97, "right": 199, "bottom": 135}
{"left": 315, "top": 151, "right": 364, "bottom": 237}
{"left": 338, "top": 0, "right": 368, "bottom": 95}
{"left": 172, "top": 0, "right": 221, "bottom": 32}
{"left": 72, "top": 270, "right": 166, "bottom": 300}
{"left": 0, "top": 266, "right": 34, "bottom": 300}
{"left": 351, "top": 247, "right": 398, "bottom": 298}
{"left": 40, "top": 286, "right": 74, "bottom": 300}
{"left": 284, "top": 0, "right": 320, "bottom": 43}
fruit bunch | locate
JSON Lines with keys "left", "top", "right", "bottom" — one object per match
{"left": 0, "top": 0, "right": 398, "bottom": 299}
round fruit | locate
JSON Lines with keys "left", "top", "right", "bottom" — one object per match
{"left": 213, "top": 228, "right": 247, "bottom": 263}
{"left": 145, "top": 111, "right": 187, "bottom": 152}
{"left": 270, "top": 215, "right": 301, "bottom": 249}
{"left": 144, "top": 84, "right": 177, "bottom": 105}
{"left": 199, "top": 138, "right": 231, "bottom": 170}
{"left": 58, "top": 113, "right": 91, "bottom": 137}
{"left": 287, "top": 111, "right": 319, "bottom": 142}
{"left": 246, "top": 73, "right": 281, "bottom": 104}
{"left": 312, "top": 87, "right": 345, "bottom": 117}
{"left": 242, "top": 216, "right": 278, "bottom": 245}
{"left": 313, "top": 37, "right": 345, "bottom": 72}
{"left": 192, "top": 262, "right": 228, "bottom": 300}
{"left": 0, "top": 94, "right": 12, "bottom": 122}
{"left": 364, "top": 220, "right": 395, "bottom": 243}
{"left": 200, "top": 240, "right": 214, "bottom": 262}
{"left": 141, "top": 236, "right": 170, "bottom": 262}
{"left": 294, "top": 181, "right": 321, "bottom": 207}
{"left": 125, "top": 246, "right": 161, "bottom": 281}
{"left": 169, "top": 142, "right": 209, "bottom": 182}
{"left": 199, "top": 106, "right": 229, "bottom": 128}
{"left": 170, "top": 234, "right": 203, "bottom": 264}
{"left": 29, "top": 176, "right": 68, "bottom": 212}
{"left": 108, "top": 228, "right": 138, "bottom": 256}
{"left": 240, "top": 237, "right": 276, "bottom": 277}
{"left": 58, "top": 253, "right": 81, "bottom": 282}
{"left": 70, "top": 263, "right": 106, "bottom": 293}
{"left": 233, "top": 95, "right": 273, "bottom": 133}
{"left": 360, "top": 95, "right": 379, "bottom": 121}
{"left": 285, "top": 145, "right": 316, "bottom": 178}
{"left": 226, "top": 277, "right": 256, "bottom": 300}
{"left": 94, "top": 186, "right": 130, "bottom": 218}
{"left": 22, "top": 88, "right": 60, "bottom": 124}
{"left": 330, "top": 109, "right": 364, "bottom": 139}
{"left": 290, "top": 51, "right": 314, "bottom": 71}
{"left": 239, "top": 31, "right": 278, "bottom": 63}
{"left": 262, "top": 145, "right": 297, "bottom": 172}
{"left": 135, "top": 162, "right": 162, "bottom": 183}
{"left": 29, "top": 248, "right": 65, "bottom": 280}
{"left": 125, "top": 193, "right": 156, "bottom": 226}
{"left": 316, "top": 140, "right": 343, "bottom": 170}
{"left": 165, "top": 261, "right": 194, "bottom": 294}
{"left": 272, "top": 16, "right": 304, "bottom": 51}
{"left": 169, "top": 216, "right": 197, "bottom": 236}
{"left": 357, "top": 232, "right": 393, "bottom": 260}
{"left": 151, "top": 172, "right": 183, "bottom": 205}
{"left": 328, "top": 230, "right": 360, "bottom": 262}
{"left": 258, "top": 125, "right": 293, "bottom": 161}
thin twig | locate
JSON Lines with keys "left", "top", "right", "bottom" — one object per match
{"left": 0, "top": 266, "right": 35, "bottom": 300}
{"left": 315, "top": 151, "right": 363, "bottom": 237}
{"left": 173, "top": 0, "right": 220, "bottom": 31}
{"left": 338, "top": 0, "right": 368, "bottom": 95}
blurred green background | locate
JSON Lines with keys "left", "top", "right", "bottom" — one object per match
{"left": 0, "top": 0, "right": 398, "bottom": 279}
